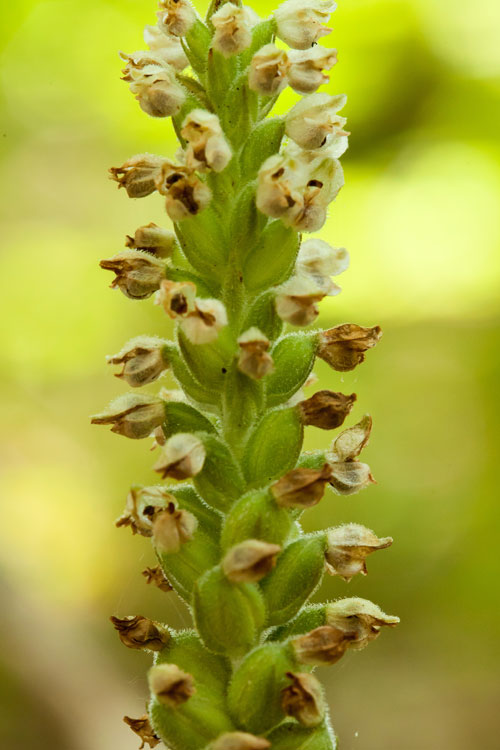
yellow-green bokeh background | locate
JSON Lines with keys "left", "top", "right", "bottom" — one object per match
{"left": 1, "top": 0, "right": 499, "bottom": 747}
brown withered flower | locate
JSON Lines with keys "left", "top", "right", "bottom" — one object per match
{"left": 298, "top": 390, "right": 356, "bottom": 430}
{"left": 110, "top": 153, "right": 167, "bottom": 198}
{"left": 237, "top": 328, "right": 274, "bottom": 380}
{"left": 125, "top": 223, "right": 176, "bottom": 257}
{"left": 91, "top": 393, "right": 165, "bottom": 439}
{"left": 110, "top": 615, "right": 169, "bottom": 652}
{"left": 222, "top": 539, "right": 281, "bottom": 583}
{"left": 292, "top": 625, "right": 353, "bottom": 666}
{"left": 326, "top": 597, "right": 399, "bottom": 650}
{"left": 152, "top": 501, "right": 198, "bottom": 555}
{"left": 329, "top": 461, "right": 375, "bottom": 496}
{"left": 325, "top": 524, "right": 393, "bottom": 581}
{"left": 115, "top": 485, "right": 174, "bottom": 536}
{"left": 148, "top": 663, "right": 196, "bottom": 708}
{"left": 153, "top": 432, "right": 206, "bottom": 479}
{"left": 108, "top": 336, "right": 169, "bottom": 387}
{"left": 212, "top": 732, "right": 271, "bottom": 750}
{"left": 281, "top": 672, "right": 325, "bottom": 727}
{"left": 123, "top": 715, "right": 160, "bottom": 749}
{"left": 100, "top": 250, "right": 165, "bottom": 300}
{"left": 271, "top": 464, "right": 332, "bottom": 508}
{"left": 142, "top": 565, "right": 173, "bottom": 592}
{"left": 318, "top": 323, "right": 382, "bottom": 372}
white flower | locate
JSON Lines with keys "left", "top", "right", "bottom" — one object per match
{"left": 286, "top": 92, "right": 348, "bottom": 152}
{"left": 143, "top": 24, "right": 189, "bottom": 70}
{"left": 155, "top": 162, "right": 213, "bottom": 220}
{"left": 275, "top": 274, "right": 336, "bottom": 327}
{"left": 157, "top": 0, "right": 196, "bottom": 37}
{"left": 297, "top": 238, "right": 349, "bottom": 292}
{"left": 288, "top": 47, "right": 337, "bottom": 94}
{"left": 275, "top": 0, "right": 336, "bottom": 50}
{"left": 156, "top": 279, "right": 197, "bottom": 319}
{"left": 248, "top": 44, "right": 289, "bottom": 96}
{"left": 181, "top": 109, "right": 232, "bottom": 173}
{"left": 256, "top": 153, "right": 307, "bottom": 220}
{"left": 180, "top": 298, "right": 228, "bottom": 344}
{"left": 121, "top": 54, "right": 186, "bottom": 117}
{"left": 212, "top": 3, "right": 257, "bottom": 58}
{"left": 154, "top": 433, "right": 206, "bottom": 479}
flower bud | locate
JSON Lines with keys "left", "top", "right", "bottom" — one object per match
{"left": 286, "top": 92, "right": 348, "bottom": 151}
{"left": 281, "top": 672, "right": 325, "bottom": 727}
{"left": 326, "top": 597, "right": 399, "bottom": 650}
{"left": 120, "top": 54, "right": 186, "bottom": 117}
{"left": 142, "top": 565, "right": 173, "bottom": 592}
{"left": 222, "top": 539, "right": 281, "bottom": 583}
{"left": 275, "top": 275, "right": 330, "bottom": 327}
{"left": 144, "top": 24, "right": 189, "bottom": 70}
{"left": 288, "top": 47, "right": 338, "bottom": 95}
{"left": 157, "top": 0, "right": 196, "bottom": 37}
{"left": 148, "top": 663, "right": 196, "bottom": 708}
{"left": 212, "top": 3, "right": 255, "bottom": 58}
{"left": 291, "top": 625, "right": 351, "bottom": 666}
{"left": 329, "top": 461, "right": 375, "bottom": 496}
{"left": 248, "top": 44, "right": 289, "bottom": 96}
{"left": 116, "top": 485, "right": 175, "bottom": 536}
{"left": 123, "top": 715, "right": 160, "bottom": 749}
{"left": 237, "top": 328, "right": 274, "bottom": 380}
{"left": 100, "top": 250, "right": 165, "bottom": 299}
{"left": 181, "top": 109, "right": 232, "bottom": 173}
{"left": 318, "top": 323, "right": 383, "bottom": 371}
{"left": 298, "top": 390, "right": 356, "bottom": 430}
{"left": 110, "top": 154, "right": 167, "bottom": 198}
{"left": 156, "top": 279, "right": 197, "bottom": 318}
{"left": 297, "top": 239, "right": 349, "bottom": 295}
{"left": 91, "top": 394, "right": 165, "bottom": 439}
{"left": 331, "top": 415, "right": 372, "bottom": 461}
{"left": 211, "top": 733, "right": 270, "bottom": 750}
{"left": 180, "top": 298, "right": 228, "bottom": 344}
{"left": 275, "top": 0, "right": 336, "bottom": 50}
{"left": 110, "top": 615, "right": 170, "bottom": 652}
{"left": 153, "top": 432, "right": 206, "bottom": 479}
{"left": 325, "top": 524, "right": 393, "bottom": 581}
{"left": 125, "top": 223, "right": 176, "bottom": 257}
{"left": 108, "top": 336, "right": 169, "bottom": 387}
{"left": 271, "top": 464, "right": 331, "bottom": 508}
{"left": 152, "top": 501, "right": 198, "bottom": 554}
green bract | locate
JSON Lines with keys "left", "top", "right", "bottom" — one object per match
{"left": 95, "top": 1, "right": 398, "bottom": 747}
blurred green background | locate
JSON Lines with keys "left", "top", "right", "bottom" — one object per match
{"left": 1, "top": 0, "right": 499, "bottom": 747}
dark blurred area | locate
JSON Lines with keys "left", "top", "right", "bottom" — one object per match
{"left": 1, "top": 0, "right": 499, "bottom": 748}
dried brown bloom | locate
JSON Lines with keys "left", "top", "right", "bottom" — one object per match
{"left": 237, "top": 328, "right": 274, "bottom": 380}
{"left": 100, "top": 250, "right": 165, "bottom": 300}
{"left": 115, "top": 485, "right": 174, "bottom": 536}
{"left": 123, "top": 715, "right": 160, "bottom": 749}
{"left": 148, "top": 663, "right": 196, "bottom": 708}
{"left": 153, "top": 432, "right": 206, "bottom": 479}
{"left": 298, "top": 390, "right": 356, "bottom": 430}
{"left": 91, "top": 394, "right": 165, "bottom": 439}
{"left": 326, "top": 597, "right": 399, "bottom": 650}
{"left": 110, "top": 154, "right": 166, "bottom": 198}
{"left": 110, "top": 615, "right": 169, "bottom": 651}
{"left": 292, "top": 625, "right": 353, "bottom": 666}
{"left": 152, "top": 502, "right": 198, "bottom": 554}
{"left": 212, "top": 732, "right": 271, "bottom": 750}
{"left": 271, "top": 464, "right": 331, "bottom": 508}
{"left": 222, "top": 539, "right": 281, "bottom": 583}
{"left": 125, "top": 223, "right": 176, "bottom": 257}
{"left": 142, "top": 565, "right": 173, "bottom": 592}
{"left": 325, "top": 524, "right": 393, "bottom": 581}
{"left": 281, "top": 672, "right": 325, "bottom": 727}
{"left": 108, "top": 336, "right": 169, "bottom": 387}
{"left": 318, "top": 324, "right": 382, "bottom": 372}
